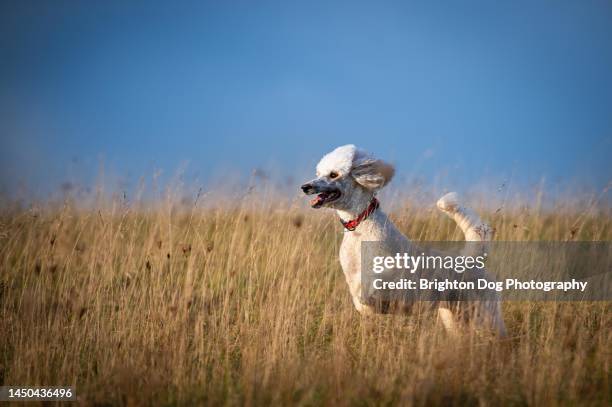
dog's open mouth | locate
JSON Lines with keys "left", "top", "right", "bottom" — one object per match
{"left": 310, "top": 190, "right": 341, "bottom": 208}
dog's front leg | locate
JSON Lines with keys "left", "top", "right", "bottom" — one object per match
{"left": 352, "top": 296, "right": 377, "bottom": 315}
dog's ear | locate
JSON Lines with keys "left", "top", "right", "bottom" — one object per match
{"left": 350, "top": 158, "right": 395, "bottom": 190}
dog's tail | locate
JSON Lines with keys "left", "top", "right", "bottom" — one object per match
{"left": 437, "top": 192, "right": 506, "bottom": 337}
{"left": 436, "top": 192, "right": 493, "bottom": 242}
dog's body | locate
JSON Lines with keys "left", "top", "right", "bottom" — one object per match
{"left": 302, "top": 145, "right": 506, "bottom": 335}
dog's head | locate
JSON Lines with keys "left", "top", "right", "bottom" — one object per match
{"left": 301, "top": 145, "right": 395, "bottom": 210}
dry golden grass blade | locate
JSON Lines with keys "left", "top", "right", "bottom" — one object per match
{"left": 0, "top": 190, "right": 610, "bottom": 406}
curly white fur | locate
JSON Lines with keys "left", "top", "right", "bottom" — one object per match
{"left": 316, "top": 144, "right": 364, "bottom": 177}
{"left": 437, "top": 192, "right": 494, "bottom": 242}
{"left": 303, "top": 145, "right": 506, "bottom": 336}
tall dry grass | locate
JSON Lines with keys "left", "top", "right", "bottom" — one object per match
{"left": 0, "top": 185, "right": 610, "bottom": 406}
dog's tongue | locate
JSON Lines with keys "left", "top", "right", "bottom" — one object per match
{"left": 310, "top": 192, "right": 328, "bottom": 207}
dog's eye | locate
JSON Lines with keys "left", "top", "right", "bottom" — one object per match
{"left": 329, "top": 171, "right": 339, "bottom": 179}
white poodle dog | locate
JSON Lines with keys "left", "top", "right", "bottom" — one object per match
{"left": 301, "top": 144, "right": 506, "bottom": 336}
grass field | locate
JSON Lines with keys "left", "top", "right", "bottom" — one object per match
{"left": 0, "top": 186, "right": 610, "bottom": 405}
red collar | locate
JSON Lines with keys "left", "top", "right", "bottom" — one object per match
{"left": 340, "top": 197, "right": 379, "bottom": 231}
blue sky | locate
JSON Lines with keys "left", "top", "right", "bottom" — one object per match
{"left": 1, "top": 1, "right": 611, "bottom": 197}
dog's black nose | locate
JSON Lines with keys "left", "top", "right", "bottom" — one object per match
{"left": 301, "top": 183, "right": 314, "bottom": 194}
